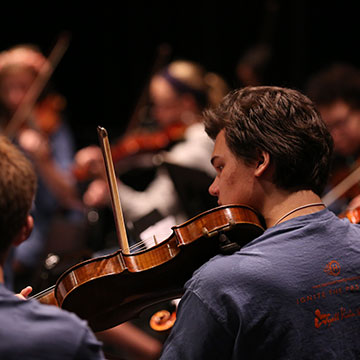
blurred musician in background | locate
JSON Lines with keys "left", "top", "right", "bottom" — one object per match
{"left": 306, "top": 63, "right": 360, "bottom": 214}
{"left": 75, "top": 59, "right": 229, "bottom": 247}
{"left": 0, "top": 44, "right": 82, "bottom": 292}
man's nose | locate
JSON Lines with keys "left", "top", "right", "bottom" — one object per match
{"left": 208, "top": 177, "right": 218, "bottom": 197}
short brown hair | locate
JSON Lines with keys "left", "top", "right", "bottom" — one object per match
{"left": 0, "top": 136, "right": 37, "bottom": 251}
{"left": 204, "top": 86, "right": 333, "bottom": 195}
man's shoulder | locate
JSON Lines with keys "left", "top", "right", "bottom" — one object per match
{"left": 187, "top": 251, "right": 261, "bottom": 291}
{"left": 0, "top": 293, "right": 103, "bottom": 358}
{"left": 0, "top": 292, "right": 90, "bottom": 337}
{"left": 27, "top": 297, "right": 89, "bottom": 330}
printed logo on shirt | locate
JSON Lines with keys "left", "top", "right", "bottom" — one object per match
{"left": 314, "top": 307, "right": 359, "bottom": 329}
{"left": 314, "top": 309, "right": 337, "bottom": 328}
{"left": 324, "top": 260, "right": 341, "bottom": 276}
{"left": 296, "top": 260, "right": 360, "bottom": 306}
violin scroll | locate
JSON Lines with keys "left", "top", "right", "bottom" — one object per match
{"left": 149, "top": 309, "right": 177, "bottom": 332}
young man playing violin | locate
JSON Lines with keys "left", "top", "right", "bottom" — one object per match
{"left": 0, "top": 44, "right": 81, "bottom": 291}
{"left": 0, "top": 135, "right": 105, "bottom": 359}
{"left": 160, "top": 86, "right": 360, "bottom": 359}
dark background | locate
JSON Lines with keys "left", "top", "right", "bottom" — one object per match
{"left": 1, "top": 1, "right": 359, "bottom": 149}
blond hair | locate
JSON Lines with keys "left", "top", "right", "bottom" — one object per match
{"left": 163, "top": 60, "right": 230, "bottom": 108}
{"left": 0, "top": 44, "right": 49, "bottom": 74}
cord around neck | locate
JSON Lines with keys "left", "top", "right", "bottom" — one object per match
{"left": 273, "top": 202, "right": 325, "bottom": 226}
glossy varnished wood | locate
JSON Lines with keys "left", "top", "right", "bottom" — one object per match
{"left": 174, "top": 205, "right": 263, "bottom": 245}
{"left": 42, "top": 205, "right": 264, "bottom": 331}
{"left": 32, "top": 285, "right": 58, "bottom": 306}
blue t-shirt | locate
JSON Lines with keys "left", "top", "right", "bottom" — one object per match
{"left": 0, "top": 283, "right": 105, "bottom": 359}
{"left": 161, "top": 209, "right": 360, "bottom": 359}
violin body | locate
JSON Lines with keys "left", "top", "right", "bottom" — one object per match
{"left": 111, "top": 122, "right": 187, "bottom": 162}
{"left": 339, "top": 207, "right": 360, "bottom": 224}
{"left": 45, "top": 205, "right": 264, "bottom": 332}
{"left": 32, "top": 94, "right": 66, "bottom": 135}
{"left": 73, "top": 122, "right": 188, "bottom": 182}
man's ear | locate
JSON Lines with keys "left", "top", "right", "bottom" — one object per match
{"left": 13, "top": 215, "right": 34, "bottom": 246}
{"left": 254, "top": 151, "right": 271, "bottom": 177}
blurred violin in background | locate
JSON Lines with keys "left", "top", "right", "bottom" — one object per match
{"left": 73, "top": 121, "right": 187, "bottom": 182}
{"left": 73, "top": 43, "right": 174, "bottom": 183}
{"left": 339, "top": 206, "right": 360, "bottom": 224}
{"left": 322, "top": 158, "right": 360, "bottom": 208}
{"left": 2, "top": 34, "right": 69, "bottom": 140}
{"left": 31, "top": 93, "right": 67, "bottom": 135}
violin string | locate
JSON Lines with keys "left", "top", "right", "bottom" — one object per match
{"left": 130, "top": 240, "right": 148, "bottom": 250}
{"left": 128, "top": 234, "right": 168, "bottom": 252}
{"left": 129, "top": 239, "right": 151, "bottom": 252}
{"left": 30, "top": 284, "right": 56, "bottom": 300}
{"left": 129, "top": 242, "right": 147, "bottom": 252}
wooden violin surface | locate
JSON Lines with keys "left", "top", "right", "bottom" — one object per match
{"left": 38, "top": 205, "right": 264, "bottom": 332}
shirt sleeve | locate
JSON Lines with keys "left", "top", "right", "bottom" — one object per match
{"left": 160, "top": 289, "right": 234, "bottom": 360}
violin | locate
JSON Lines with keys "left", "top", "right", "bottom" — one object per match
{"left": 35, "top": 204, "right": 265, "bottom": 332}
{"left": 150, "top": 309, "right": 177, "bottom": 332}
{"left": 4, "top": 34, "right": 69, "bottom": 140}
{"left": 31, "top": 93, "right": 66, "bottom": 135}
{"left": 339, "top": 206, "right": 360, "bottom": 224}
{"left": 34, "top": 127, "right": 265, "bottom": 332}
{"left": 322, "top": 157, "right": 360, "bottom": 205}
{"left": 73, "top": 121, "right": 188, "bottom": 182}
{"left": 73, "top": 44, "right": 173, "bottom": 183}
